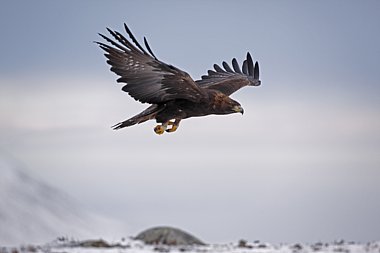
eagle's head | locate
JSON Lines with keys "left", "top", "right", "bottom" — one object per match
{"left": 212, "top": 92, "right": 244, "bottom": 115}
{"left": 229, "top": 99, "right": 244, "bottom": 115}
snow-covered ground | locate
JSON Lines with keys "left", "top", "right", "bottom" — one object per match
{"left": 1, "top": 238, "right": 380, "bottom": 253}
{"left": 1, "top": 156, "right": 379, "bottom": 252}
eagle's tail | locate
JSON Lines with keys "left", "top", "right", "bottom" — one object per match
{"left": 112, "top": 105, "right": 161, "bottom": 130}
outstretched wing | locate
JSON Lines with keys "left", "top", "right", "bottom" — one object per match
{"left": 96, "top": 23, "right": 205, "bottom": 104}
{"left": 196, "top": 53, "right": 261, "bottom": 96}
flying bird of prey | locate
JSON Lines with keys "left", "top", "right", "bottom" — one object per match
{"left": 96, "top": 23, "right": 261, "bottom": 135}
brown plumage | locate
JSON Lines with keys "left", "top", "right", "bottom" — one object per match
{"left": 96, "top": 23, "right": 261, "bottom": 134}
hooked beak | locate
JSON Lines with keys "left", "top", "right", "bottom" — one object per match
{"left": 253, "top": 80, "right": 261, "bottom": 86}
{"left": 233, "top": 105, "right": 244, "bottom": 115}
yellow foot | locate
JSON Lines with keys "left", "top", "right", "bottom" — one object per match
{"left": 154, "top": 125, "right": 166, "bottom": 135}
{"left": 166, "top": 124, "right": 178, "bottom": 133}
{"left": 166, "top": 119, "right": 181, "bottom": 133}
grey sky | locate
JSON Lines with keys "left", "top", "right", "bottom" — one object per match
{"left": 1, "top": 0, "right": 380, "bottom": 244}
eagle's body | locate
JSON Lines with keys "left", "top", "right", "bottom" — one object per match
{"left": 96, "top": 24, "right": 261, "bottom": 134}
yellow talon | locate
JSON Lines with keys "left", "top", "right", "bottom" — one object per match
{"left": 154, "top": 125, "right": 165, "bottom": 135}
{"left": 166, "top": 119, "right": 181, "bottom": 133}
{"left": 154, "top": 120, "right": 179, "bottom": 134}
{"left": 166, "top": 124, "right": 178, "bottom": 133}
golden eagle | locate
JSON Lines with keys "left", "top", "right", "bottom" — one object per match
{"left": 96, "top": 24, "right": 261, "bottom": 134}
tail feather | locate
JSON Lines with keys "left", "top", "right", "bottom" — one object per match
{"left": 112, "top": 105, "right": 161, "bottom": 130}
{"left": 112, "top": 118, "right": 140, "bottom": 130}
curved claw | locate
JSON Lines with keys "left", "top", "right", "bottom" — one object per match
{"left": 154, "top": 125, "right": 165, "bottom": 135}
{"left": 154, "top": 119, "right": 181, "bottom": 134}
{"left": 165, "top": 119, "right": 181, "bottom": 133}
{"left": 154, "top": 122, "right": 168, "bottom": 135}
{"left": 166, "top": 124, "right": 178, "bottom": 133}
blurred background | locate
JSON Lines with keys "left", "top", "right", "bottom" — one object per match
{"left": 1, "top": 0, "right": 379, "bottom": 245}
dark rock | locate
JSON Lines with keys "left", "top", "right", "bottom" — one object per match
{"left": 238, "top": 239, "right": 253, "bottom": 249}
{"left": 334, "top": 240, "right": 345, "bottom": 245}
{"left": 291, "top": 243, "right": 303, "bottom": 252}
{"left": 78, "top": 239, "right": 111, "bottom": 248}
{"left": 311, "top": 242, "right": 324, "bottom": 251}
{"left": 19, "top": 245, "right": 37, "bottom": 253}
{"left": 153, "top": 246, "right": 171, "bottom": 252}
{"left": 74, "top": 239, "right": 127, "bottom": 249}
{"left": 258, "top": 243, "right": 268, "bottom": 248}
{"left": 135, "top": 227, "right": 206, "bottom": 246}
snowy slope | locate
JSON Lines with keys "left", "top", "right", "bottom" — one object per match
{"left": 0, "top": 157, "right": 126, "bottom": 246}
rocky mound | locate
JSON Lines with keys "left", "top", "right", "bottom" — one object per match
{"left": 134, "top": 227, "right": 206, "bottom": 246}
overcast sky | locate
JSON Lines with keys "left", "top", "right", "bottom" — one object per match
{"left": 1, "top": 0, "right": 380, "bottom": 244}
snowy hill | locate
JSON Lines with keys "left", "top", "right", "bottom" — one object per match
{"left": 0, "top": 157, "right": 126, "bottom": 246}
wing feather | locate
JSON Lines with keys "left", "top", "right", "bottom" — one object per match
{"left": 222, "top": 61, "right": 234, "bottom": 73}
{"left": 232, "top": 58, "right": 242, "bottom": 74}
{"left": 247, "top": 53, "right": 254, "bottom": 76}
{"left": 123, "top": 23, "right": 149, "bottom": 56}
{"left": 96, "top": 23, "right": 205, "bottom": 104}
{"left": 143, "top": 37, "right": 158, "bottom": 60}
{"left": 213, "top": 64, "right": 224, "bottom": 72}
{"left": 254, "top": 61, "right": 260, "bottom": 79}
{"left": 242, "top": 60, "right": 248, "bottom": 75}
{"left": 196, "top": 52, "right": 261, "bottom": 96}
